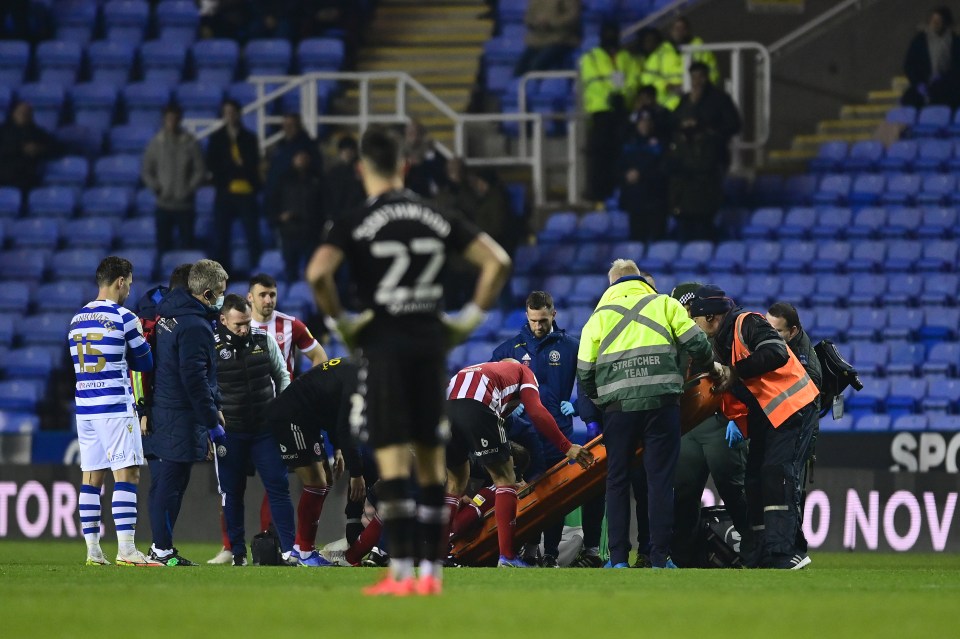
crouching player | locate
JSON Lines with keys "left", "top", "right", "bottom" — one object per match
{"left": 445, "top": 360, "right": 595, "bottom": 567}
{"left": 266, "top": 357, "right": 366, "bottom": 566}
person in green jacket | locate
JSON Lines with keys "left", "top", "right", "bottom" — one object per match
{"left": 577, "top": 259, "right": 715, "bottom": 568}
{"left": 579, "top": 21, "right": 643, "bottom": 204}
{"left": 642, "top": 16, "right": 720, "bottom": 110}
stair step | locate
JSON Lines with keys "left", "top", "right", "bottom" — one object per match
{"left": 891, "top": 76, "right": 909, "bottom": 91}
{"left": 377, "top": 5, "right": 485, "bottom": 19}
{"left": 867, "top": 89, "right": 900, "bottom": 104}
{"left": 367, "top": 30, "right": 490, "bottom": 45}
{"left": 360, "top": 46, "right": 481, "bottom": 63}
{"left": 840, "top": 104, "right": 891, "bottom": 119}
{"left": 793, "top": 132, "right": 873, "bottom": 152}
{"left": 817, "top": 118, "right": 881, "bottom": 134}
{"left": 768, "top": 149, "right": 814, "bottom": 162}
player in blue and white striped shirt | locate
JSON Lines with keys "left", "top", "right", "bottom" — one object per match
{"left": 68, "top": 256, "right": 161, "bottom": 567}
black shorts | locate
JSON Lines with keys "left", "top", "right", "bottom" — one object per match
{"left": 356, "top": 352, "right": 449, "bottom": 449}
{"left": 270, "top": 419, "right": 325, "bottom": 469}
{"left": 445, "top": 398, "right": 510, "bottom": 467}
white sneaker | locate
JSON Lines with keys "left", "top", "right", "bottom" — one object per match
{"left": 116, "top": 549, "right": 164, "bottom": 567}
{"left": 207, "top": 548, "right": 234, "bottom": 565}
{"left": 790, "top": 554, "right": 812, "bottom": 570}
{"left": 85, "top": 548, "right": 110, "bottom": 566}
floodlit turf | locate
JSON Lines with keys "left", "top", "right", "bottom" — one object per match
{"left": 1, "top": 542, "right": 958, "bottom": 639}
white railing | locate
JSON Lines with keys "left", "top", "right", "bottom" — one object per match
{"left": 182, "top": 71, "right": 548, "bottom": 205}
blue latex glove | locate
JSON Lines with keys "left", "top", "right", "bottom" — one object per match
{"left": 725, "top": 421, "right": 743, "bottom": 448}
{"left": 512, "top": 403, "right": 525, "bottom": 418}
{"left": 560, "top": 400, "right": 576, "bottom": 416}
{"left": 208, "top": 424, "right": 226, "bottom": 445}
{"left": 586, "top": 421, "right": 601, "bottom": 439}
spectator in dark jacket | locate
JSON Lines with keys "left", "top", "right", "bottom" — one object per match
{"left": 673, "top": 62, "right": 741, "bottom": 167}
{"left": 323, "top": 135, "right": 365, "bottom": 220}
{"left": 265, "top": 113, "right": 321, "bottom": 216}
{"left": 270, "top": 150, "right": 325, "bottom": 282}
{"left": 148, "top": 259, "right": 228, "bottom": 567}
{"left": 207, "top": 99, "right": 262, "bottom": 274}
{"left": 902, "top": 6, "right": 960, "bottom": 108}
{"left": 0, "top": 101, "right": 56, "bottom": 194}
{"left": 403, "top": 119, "right": 447, "bottom": 198}
{"left": 619, "top": 107, "right": 669, "bottom": 242}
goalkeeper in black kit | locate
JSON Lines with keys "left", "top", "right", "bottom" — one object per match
{"left": 266, "top": 357, "right": 368, "bottom": 566}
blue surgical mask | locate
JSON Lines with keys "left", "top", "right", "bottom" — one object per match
{"left": 211, "top": 294, "right": 224, "bottom": 311}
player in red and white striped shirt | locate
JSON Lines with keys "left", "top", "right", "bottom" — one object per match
{"left": 248, "top": 274, "right": 328, "bottom": 377}
{"left": 445, "top": 360, "right": 594, "bottom": 567}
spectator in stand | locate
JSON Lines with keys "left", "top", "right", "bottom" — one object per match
{"left": 634, "top": 84, "right": 673, "bottom": 138}
{"left": 265, "top": 114, "right": 321, "bottom": 217}
{"left": 269, "top": 150, "right": 325, "bottom": 282}
{"left": 673, "top": 62, "right": 741, "bottom": 168}
{"left": 513, "top": 0, "right": 581, "bottom": 77}
{"left": 629, "top": 26, "right": 664, "bottom": 69}
{"left": 141, "top": 103, "right": 206, "bottom": 254}
{"left": 643, "top": 16, "right": 719, "bottom": 110}
{"left": 0, "top": 101, "right": 56, "bottom": 195}
{"left": 207, "top": 99, "right": 262, "bottom": 274}
{"left": 579, "top": 21, "right": 642, "bottom": 205}
{"left": 404, "top": 119, "right": 448, "bottom": 198}
{"left": 323, "top": 135, "right": 365, "bottom": 221}
{"left": 902, "top": 6, "right": 960, "bottom": 108}
{"left": 619, "top": 107, "right": 668, "bottom": 242}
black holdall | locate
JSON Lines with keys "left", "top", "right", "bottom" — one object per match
{"left": 251, "top": 528, "right": 281, "bottom": 566}
{"left": 814, "top": 339, "right": 864, "bottom": 419}
{"left": 698, "top": 506, "right": 743, "bottom": 569}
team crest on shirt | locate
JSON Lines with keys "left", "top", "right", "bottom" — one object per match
{"left": 220, "top": 349, "right": 232, "bottom": 359}
{"left": 548, "top": 350, "right": 561, "bottom": 363}
{"left": 126, "top": 423, "right": 133, "bottom": 433}
{"left": 217, "top": 445, "right": 227, "bottom": 458}
{"left": 480, "top": 438, "right": 489, "bottom": 447}
{"left": 314, "top": 443, "right": 323, "bottom": 456}
{"left": 275, "top": 333, "right": 285, "bottom": 343}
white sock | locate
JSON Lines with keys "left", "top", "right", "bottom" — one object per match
{"left": 150, "top": 544, "right": 172, "bottom": 558}
{"left": 419, "top": 559, "right": 443, "bottom": 580}
{"left": 112, "top": 482, "right": 138, "bottom": 555}
{"left": 79, "top": 485, "right": 101, "bottom": 552}
{"left": 391, "top": 558, "right": 414, "bottom": 581}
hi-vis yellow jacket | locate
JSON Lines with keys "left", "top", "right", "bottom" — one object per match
{"left": 642, "top": 38, "right": 720, "bottom": 110}
{"left": 579, "top": 46, "right": 643, "bottom": 114}
{"left": 577, "top": 277, "right": 713, "bottom": 411}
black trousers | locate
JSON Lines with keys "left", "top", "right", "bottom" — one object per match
{"left": 604, "top": 404, "right": 680, "bottom": 566}
{"left": 743, "top": 402, "right": 817, "bottom": 565}
{"left": 148, "top": 457, "right": 194, "bottom": 551}
{"left": 156, "top": 207, "right": 195, "bottom": 254}
{"left": 213, "top": 192, "right": 261, "bottom": 272}
{"left": 585, "top": 111, "right": 623, "bottom": 202}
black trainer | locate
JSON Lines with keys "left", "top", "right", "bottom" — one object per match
{"left": 149, "top": 547, "right": 198, "bottom": 566}
{"left": 362, "top": 546, "right": 390, "bottom": 567}
{"left": 541, "top": 554, "right": 559, "bottom": 568}
{"left": 632, "top": 554, "right": 652, "bottom": 569}
{"left": 571, "top": 551, "right": 604, "bottom": 568}
{"left": 233, "top": 555, "right": 247, "bottom": 566}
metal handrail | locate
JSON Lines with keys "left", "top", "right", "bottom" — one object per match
{"left": 621, "top": 0, "right": 705, "bottom": 41}
{"left": 518, "top": 70, "right": 580, "bottom": 205}
{"left": 768, "top": 0, "right": 866, "bottom": 57}
{"left": 181, "top": 71, "right": 550, "bottom": 205}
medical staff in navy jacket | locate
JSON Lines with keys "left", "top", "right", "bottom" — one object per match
{"left": 491, "top": 290, "right": 603, "bottom": 567}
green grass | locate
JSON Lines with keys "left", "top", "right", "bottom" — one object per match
{"left": 1, "top": 542, "right": 958, "bottom": 639}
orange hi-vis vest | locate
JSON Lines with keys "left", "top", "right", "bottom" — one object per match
{"left": 721, "top": 312, "right": 819, "bottom": 435}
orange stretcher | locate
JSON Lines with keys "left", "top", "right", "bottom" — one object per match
{"left": 450, "top": 374, "right": 720, "bottom": 566}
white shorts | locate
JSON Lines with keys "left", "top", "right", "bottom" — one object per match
{"left": 77, "top": 415, "right": 145, "bottom": 472}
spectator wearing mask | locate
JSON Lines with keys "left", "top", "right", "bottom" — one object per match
{"left": 902, "top": 6, "right": 960, "bottom": 108}
{"left": 269, "top": 150, "right": 325, "bottom": 282}
{"left": 514, "top": 0, "right": 581, "bottom": 77}
{"left": 643, "top": 17, "right": 719, "bottom": 110}
{"left": 141, "top": 103, "right": 206, "bottom": 254}
{"left": 207, "top": 99, "right": 262, "bottom": 274}
{"left": 0, "top": 101, "right": 56, "bottom": 195}
{"left": 579, "top": 21, "right": 642, "bottom": 204}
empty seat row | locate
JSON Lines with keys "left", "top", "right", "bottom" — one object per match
{"left": 742, "top": 205, "right": 957, "bottom": 240}
{"left": 0, "top": 185, "right": 217, "bottom": 219}
{"left": 887, "top": 104, "right": 960, "bottom": 137}
{"left": 811, "top": 139, "right": 960, "bottom": 173}
{"left": 822, "top": 413, "right": 960, "bottom": 432}
{"left": 812, "top": 172, "right": 960, "bottom": 206}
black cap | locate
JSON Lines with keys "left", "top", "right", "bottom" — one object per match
{"left": 689, "top": 284, "right": 734, "bottom": 317}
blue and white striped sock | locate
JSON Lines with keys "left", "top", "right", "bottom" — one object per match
{"left": 112, "top": 482, "right": 138, "bottom": 555}
{"left": 79, "top": 484, "right": 101, "bottom": 550}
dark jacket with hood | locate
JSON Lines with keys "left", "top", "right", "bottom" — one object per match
{"left": 151, "top": 288, "right": 221, "bottom": 462}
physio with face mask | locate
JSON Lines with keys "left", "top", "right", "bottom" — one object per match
{"left": 148, "top": 259, "right": 229, "bottom": 566}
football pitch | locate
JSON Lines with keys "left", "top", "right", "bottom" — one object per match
{"left": 1, "top": 542, "right": 958, "bottom": 639}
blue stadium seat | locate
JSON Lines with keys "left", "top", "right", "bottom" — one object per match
{"left": 810, "top": 207, "right": 852, "bottom": 240}
{"left": 123, "top": 83, "right": 171, "bottom": 127}
{"left": 882, "top": 207, "right": 922, "bottom": 239}
{"left": 886, "top": 106, "right": 917, "bottom": 126}
{"left": 244, "top": 39, "right": 292, "bottom": 76}
{"left": 17, "top": 83, "right": 65, "bottom": 129}
{"left": 140, "top": 40, "right": 187, "bottom": 87}
{"left": 712, "top": 274, "right": 745, "bottom": 300}
{"left": 155, "top": 0, "right": 200, "bottom": 45}
{"left": 28, "top": 187, "right": 76, "bottom": 218}
{"left": 540, "top": 244, "right": 578, "bottom": 275}
{"left": 847, "top": 307, "right": 887, "bottom": 339}
{"left": 36, "top": 40, "right": 82, "bottom": 87}
{"left": 50, "top": 248, "right": 102, "bottom": 280}
{"left": 916, "top": 240, "right": 957, "bottom": 271}
{"left": 298, "top": 38, "right": 345, "bottom": 71}
{"left": 512, "top": 245, "right": 540, "bottom": 275}
{"left": 742, "top": 274, "right": 781, "bottom": 308}
{"left": 848, "top": 174, "right": 884, "bottom": 206}
{"left": 814, "top": 308, "right": 850, "bottom": 341}
{"left": 778, "top": 207, "right": 816, "bottom": 239}
{"left": 93, "top": 156, "right": 142, "bottom": 187}
{"left": 673, "top": 241, "right": 714, "bottom": 273}
{"left": 79, "top": 187, "right": 134, "bottom": 218}
{"left": 487, "top": 65, "right": 514, "bottom": 95}
{"left": 784, "top": 174, "right": 817, "bottom": 205}
{"left": 0, "top": 41, "right": 29, "bottom": 88}
{"left": 923, "top": 341, "right": 960, "bottom": 376}
{"left": 0, "top": 380, "right": 44, "bottom": 411}
{"left": 846, "top": 206, "right": 885, "bottom": 240}
{"left": 917, "top": 206, "right": 956, "bottom": 238}
{"left": 779, "top": 274, "right": 815, "bottom": 305}
{"left": 192, "top": 39, "right": 240, "bottom": 85}
{"left": 610, "top": 241, "right": 645, "bottom": 262}
{"left": 44, "top": 156, "right": 89, "bottom": 188}
{"left": 878, "top": 139, "right": 918, "bottom": 172}
{"left": 467, "top": 310, "right": 503, "bottom": 343}
{"left": 537, "top": 212, "right": 577, "bottom": 243}
{"left": 567, "top": 274, "right": 607, "bottom": 307}
{"left": 254, "top": 250, "right": 285, "bottom": 279}
{"left": 810, "top": 240, "right": 851, "bottom": 274}
{"left": 124, "top": 248, "right": 157, "bottom": 280}
{"left": 637, "top": 241, "right": 679, "bottom": 273}
{"left": 570, "top": 243, "right": 610, "bottom": 274}
{"left": 913, "top": 105, "right": 951, "bottom": 137}
{"left": 777, "top": 241, "right": 817, "bottom": 273}
{"left": 741, "top": 207, "right": 782, "bottom": 240}
{"left": 498, "top": 0, "right": 528, "bottom": 23}
{"left": 914, "top": 138, "right": 953, "bottom": 172}
{"left": 577, "top": 211, "right": 612, "bottom": 240}
{"left": 160, "top": 250, "right": 205, "bottom": 277}
{"left": 929, "top": 415, "right": 960, "bottom": 431}
{"left": 854, "top": 415, "right": 892, "bottom": 432}
{"left": 809, "top": 141, "right": 846, "bottom": 172}
{"left": 0, "top": 249, "right": 49, "bottom": 281}
{"left": 195, "top": 186, "right": 215, "bottom": 216}
{"left": 8, "top": 218, "right": 62, "bottom": 248}
{"left": 71, "top": 83, "right": 118, "bottom": 130}
{"left": 88, "top": 41, "right": 137, "bottom": 88}
{"left": 820, "top": 414, "right": 853, "bottom": 432}
{"left": 14, "top": 346, "right": 59, "bottom": 379}
{"left": 920, "top": 274, "right": 959, "bottom": 305}
{"left": 884, "top": 240, "right": 922, "bottom": 272}
{"left": 134, "top": 188, "right": 156, "bottom": 217}
{"left": 103, "top": 0, "right": 150, "bottom": 44}
{"left": 567, "top": 306, "right": 593, "bottom": 336}
{"left": 55, "top": 125, "right": 105, "bottom": 158}
{"left": 842, "top": 140, "right": 883, "bottom": 172}
{"left": 484, "top": 36, "right": 525, "bottom": 65}
{"left": 35, "top": 281, "right": 88, "bottom": 312}
{"left": 922, "top": 379, "right": 960, "bottom": 413}
{"left": 0, "top": 187, "right": 18, "bottom": 219}
{"left": 851, "top": 341, "right": 889, "bottom": 376}
{"left": 712, "top": 241, "right": 747, "bottom": 273}
{"left": 63, "top": 217, "right": 118, "bottom": 247}
{"left": 508, "top": 276, "right": 531, "bottom": 305}
{"left": 810, "top": 274, "right": 851, "bottom": 306}
{"left": 885, "top": 304, "right": 924, "bottom": 338}
{"left": 108, "top": 125, "right": 155, "bottom": 154}
{"left": 919, "top": 307, "right": 960, "bottom": 341}
{"left": 881, "top": 173, "right": 921, "bottom": 206}
{"left": 845, "top": 378, "right": 888, "bottom": 415}
{"left": 0, "top": 282, "right": 30, "bottom": 313}
{"left": 886, "top": 342, "right": 926, "bottom": 377}
{"left": 812, "top": 174, "right": 851, "bottom": 206}
{"left": 892, "top": 415, "right": 928, "bottom": 432}
{"left": 176, "top": 82, "right": 224, "bottom": 119}
{"left": 916, "top": 174, "right": 956, "bottom": 206}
